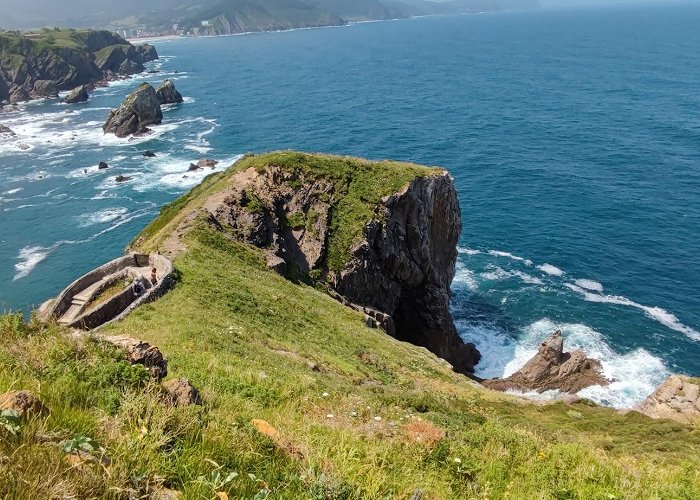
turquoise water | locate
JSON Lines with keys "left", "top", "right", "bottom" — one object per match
{"left": 1, "top": 4, "right": 699, "bottom": 407}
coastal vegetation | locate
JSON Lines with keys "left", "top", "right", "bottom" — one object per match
{"left": 2, "top": 154, "right": 699, "bottom": 498}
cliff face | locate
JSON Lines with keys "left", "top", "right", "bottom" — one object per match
{"left": 194, "top": 153, "right": 480, "bottom": 374}
{"left": 0, "top": 30, "right": 158, "bottom": 103}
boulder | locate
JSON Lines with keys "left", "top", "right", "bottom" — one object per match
{"left": 115, "top": 175, "right": 131, "bottom": 183}
{"left": 0, "top": 390, "right": 47, "bottom": 418}
{"left": 64, "top": 85, "right": 89, "bottom": 104}
{"left": 635, "top": 375, "right": 700, "bottom": 425}
{"left": 187, "top": 163, "right": 201, "bottom": 172}
{"left": 156, "top": 79, "right": 183, "bottom": 105}
{"left": 197, "top": 159, "right": 218, "bottom": 169}
{"left": 103, "top": 83, "right": 163, "bottom": 137}
{"left": 31, "top": 80, "right": 58, "bottom": 98}
{"left": 483, "top": 331, "right": 609, "bottom": 394}
{"left": 162, "top": 378, "right": 203, "bottom": 406}
{"left": 143, "top": 150, "right": 156, "bottom": 158}
{"left": 98, "top": 161, "right": 109, "bottom": 169}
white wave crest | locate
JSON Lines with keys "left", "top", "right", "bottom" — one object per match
{"left": 75, "top": 207, "right": 129, "bottom": 227}
{"left": 480, "top": 266, "right": 543, "bottom": 286}
{"left": 537, "top": 263, "right": 564, "bottom": 276}
{"left": 488, "top": 249, "right": 533, "bottom": 266}
{"left": 574, "top": 278, "right": 604, "bottom": 292}
{"left": 14, "top": 246, "right": 51, "bottom": 280}
{"left": 457, "top": 246, "right": 482, "bottom": 255}
{"left": 564, "top": 284, "right": 700, "bottom": 342}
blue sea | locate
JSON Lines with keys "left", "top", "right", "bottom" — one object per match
{"left": 1, "top": 3, "right": 699, "bottom": 408}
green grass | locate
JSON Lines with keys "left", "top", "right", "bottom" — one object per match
{"left": 2, "top": 153, "right": 699, "bottom": 498}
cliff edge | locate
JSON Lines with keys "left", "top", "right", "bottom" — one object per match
{"left": 133, "top": 152, "right": 480, "bottom": 374}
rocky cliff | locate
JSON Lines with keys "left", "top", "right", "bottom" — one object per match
{"left": 157, "top": 152, "right": 480, "bottom": 374}
{"left": 0, "top": 29, "right": 158, "bottom": 104}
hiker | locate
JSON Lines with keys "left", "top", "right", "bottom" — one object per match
{"left": 150, "top": 267, "right": 158, "bottom": 285}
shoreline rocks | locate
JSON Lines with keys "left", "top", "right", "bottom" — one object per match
{"left": 64, "top": 85, "right": 89, "bottom": 104}
{"left": 0, "top": 124, "right": 15, "bottom": 137}
{"left": 103, "top": 83, "right": 162, "bottom": 137}
{"left": 483, "top": 330, "right": 609, "bottom": 394}
{"left": 635, "top": 375, "right": 700, "bottom": 424}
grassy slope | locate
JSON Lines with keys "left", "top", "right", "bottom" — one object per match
{"left": 2, "top": 153, "right": 700, "bottom": 498}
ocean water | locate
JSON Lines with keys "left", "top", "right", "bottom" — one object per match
{"left": 1, "top": 4, "right": 699, "bottom": 408}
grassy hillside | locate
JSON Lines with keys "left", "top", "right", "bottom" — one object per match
{"left": 2, "top": 153, "right": 699, "bottom": 498}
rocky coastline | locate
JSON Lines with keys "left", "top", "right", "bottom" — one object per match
{"left": 0, "top": 29, "right": 158, "bottom": 105}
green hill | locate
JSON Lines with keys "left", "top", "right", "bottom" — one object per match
{"left": 1, "top": 153, "right": 698, "bottom": 499}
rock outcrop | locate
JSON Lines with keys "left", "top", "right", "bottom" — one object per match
{"left": 156, "top": 79, "right": 183, "bottom": 104}
{"left": 0, "top": 124, "right": 15, "bottom": 137}
{"left": 64, "top": 85, "right": 89, "bottom": 104}
{"left": 635, "top": 375, "right": 700, "bottom": 425}
{"left": 103, "top": 83, "right": 162, "bottom": 137}
{"left": 0, "top": 390, "right": 47, "bottom": 418}
{"left": 162, "top": 378, "right": 203, "bottom": 406}
{"left": 483, "top": 331, "right": 609, "bottom": 393}
{"left": 96, "top": 334, "right": 168, "bottom": 380}
{"left": 193, "top": 153, "right": 480, "bottom": 374}
{"left": 0, "top": 30, "right": 158, "bottom": 104}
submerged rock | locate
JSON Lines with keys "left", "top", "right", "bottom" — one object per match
{"left": 103, "top": 83, "right": 162, "bottom": 137}
{"left": 98, "top": 161, "right": 109, "bottom": 169}
{"left": 64, "top": 85, "right": 89, "bottom": 104}
{"left": 156, "top": 79, "right": 183, "bottom": 105}
{"left": 635, "top": 375, "right": 700, "bottom": 424}
{"left": 115, "top": 175, "right": 131, "bottom": 182}
{"left": 0, "top": 124, "right": 15, "bottom": 137}
{"left": 143, "top": 150, "right": 156, "bottom": 157}
{"left": 483, "top": 330, "right": 609, "bottom": 394}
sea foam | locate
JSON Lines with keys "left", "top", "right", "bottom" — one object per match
{"left": 537, "top": 263, "right": 564, "bottom": 276}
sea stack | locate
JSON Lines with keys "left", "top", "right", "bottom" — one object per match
{"left": 103, "top": 83, "right": 162, "bottom": 138}
{"left": 156, "top": 79, "right": 184, "bottom": 105}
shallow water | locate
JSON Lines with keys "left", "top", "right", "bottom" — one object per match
{"left": 1, "top": 3, "right": 699, "bottom": 407}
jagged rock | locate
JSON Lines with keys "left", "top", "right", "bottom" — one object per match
{"left": 18, "top": 143, "right": 30, "bottom": 150}
{"left": 156, "top": 79, "right": 184, "bottom": 105}
{"left": 198, "top": 156, "right": 480, "bottom": 374}
{"left": 9, "top": 87, "right": 29, "bottom": 103}
{"left": 103, "top": 83, "right": 162, "bottom": 137}
{"left": 98, "top": 161, "right": 108, "bottom": 169}
{"left": 196, "top": 159, "right": 218, "bottom": 169}
{"left": 31, "top": 80, "right": 58, "bottom": 98}
{"left": 0, "top": 124, "right": 15, "bottom": 137}
{"left": 187, "top": 163, "right": 201, "bottom": 172}
{"left": 64, "top": 85, "right": 89, "bottom": 104}
{"left": 98, "top": 334, "right": 167, "bottom": 380}
{"left": 115, "top": 175, "right": 131, "bottom": 183}
{"left": 143, "top": 150, "right": 156, "bottom": 158}
{"left": 483, "top": 331, "right": 609, "bottom": 394}
{"left": 162, "top": 378, "right": 202, "bottom": 406}
{"left": 635, "top": 375, "right": 700, "bottom": 424}
{"left": 135, "top": 44, "right": 159, "bottom": 63}
{"left": 0, "top": 390, "right": 47, "bottom": 418}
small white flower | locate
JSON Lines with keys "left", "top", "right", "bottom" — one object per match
{"left": 322, "top": 392, "right": 330, "bottom": 397}
{"left": 326, "top": 414, "right": 334, "bottom": 419}
{"left": 373, "top": 416, "right": 382, "bottom": 421}
{"left": 454, "top": 458, "right": 462, "bottom": 464}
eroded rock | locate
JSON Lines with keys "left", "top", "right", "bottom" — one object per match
{"left": 0, "top": 390, "right": 47, "bottom": 418}
{"left": 162, "top": 378, "right": 203, "bottom": 406}
{"left": 0, "top": 124, "right": 15, "bottom": 137}
{"left": 483, "top": 330, "right": 609, "bottom": 394}
{"left": 635, "top": 375, "right": 700, "bottom": 425}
